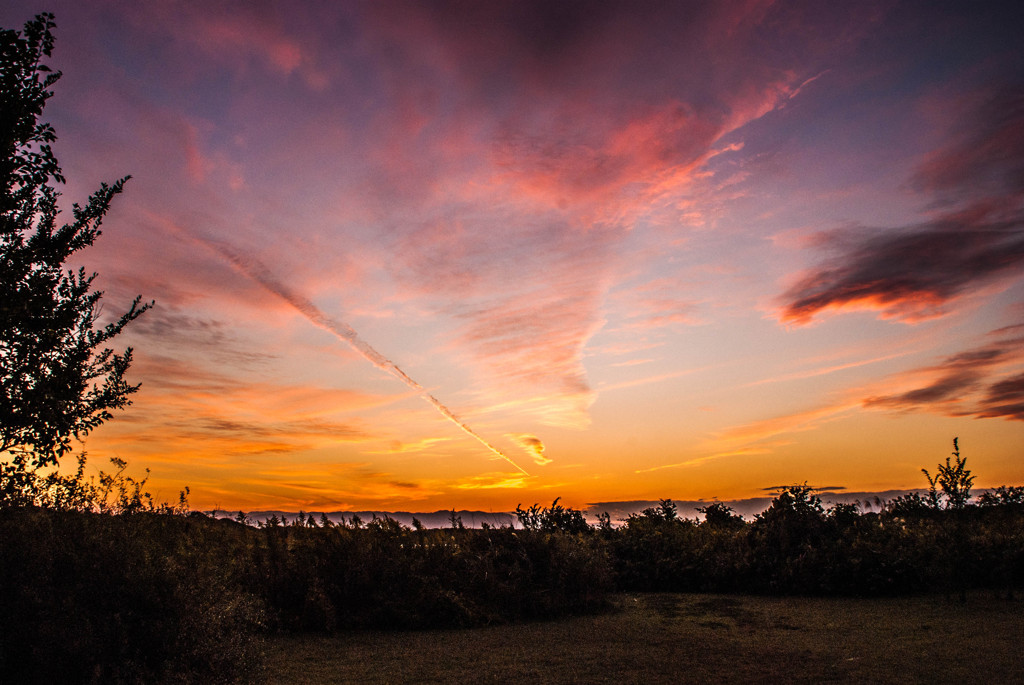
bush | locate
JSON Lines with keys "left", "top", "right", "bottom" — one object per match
{"left": 241, "top": 516, "right": 612, "bottom": 631}
{"left": 0, "top": 508, "right": 265, "bottom": 684}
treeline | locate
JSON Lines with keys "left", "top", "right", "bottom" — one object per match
{"left": 2, "top": 449, "right": 1023, "bottom": 683}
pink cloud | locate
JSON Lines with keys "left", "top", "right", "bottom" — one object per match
{"left": 452, "top": 284, "right": 604, "bottom": 428}
{"left": 354, "top": 0, "right": 829, "bottom": 223}
{"left": 490, "top": 100, "right": 724, "bottom": 220}
{"left": 714, "top": 401, "right": 861, "bottom": 447}
{"left": 114, "top": 1, "right": 331, "bottom": 89}
{"left": 179, "top": 3, "right": 860, "bottom": 442}
{"left": 609, "top": 277, "right": 705, "bottom": 331}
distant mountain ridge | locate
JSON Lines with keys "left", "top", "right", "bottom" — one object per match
{"left": 232, "top": 509, "right": 516, "bottom": 529}
{"left": 585, "top": 489, "right": 925, "bottom": 523}
{"left": 212, "top": 489, "right": 933, "bottom": 528}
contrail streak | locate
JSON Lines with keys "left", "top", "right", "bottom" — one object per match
{"left": 188, "top": 231, "right": 530, "bottom": 476}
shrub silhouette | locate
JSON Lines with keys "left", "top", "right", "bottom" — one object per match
{"left": 922, "top": 437, "right": 975, "bottom": 509}
{"left": 0, "top": 508, "right": 265, "bottom": 684}
{"left": 515, "top": 497, "right": 591, "bottom": 534}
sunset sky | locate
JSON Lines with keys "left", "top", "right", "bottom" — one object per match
{"left": 5, "top": 1, "right": 1023, "bottom": 513}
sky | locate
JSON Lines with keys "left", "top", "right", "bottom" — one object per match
{"left": 4, "top": 1, "right": 1023, "bottom": 513}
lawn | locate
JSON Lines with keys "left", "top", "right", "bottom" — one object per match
{"left": 264, "top": 591, "right": 1023, "bottom": 683}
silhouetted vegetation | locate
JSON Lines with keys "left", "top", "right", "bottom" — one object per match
{"left": 603, "top": 444, "right": 1022, "bottom": 599}
{"left": 3, "top": 438, "right": 1023, "bottom": 682}
{"left": 1, "top": 507, "right": 266, "bottom": 684}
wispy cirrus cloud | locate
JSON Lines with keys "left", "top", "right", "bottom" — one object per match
{"left": 713, "top": 402, "right": 861, "bottom": 449}
{"left": 95, "top": 371, "right": 381, "bottom": 461}
{"left": 116, "top": 0, "right": 333, "bottom": 89}
{"left": 863, "top": 328, "right": 1024, "bottom": 421}
{"left": 911, "top": 88, "right": 1024, "bottom": 203}
{"left": 452, "top": 283, "right": 605, "bottom": 428}
{"left": 977, "top": 372, "right": 1024, "bottom": 420}
{"left": 350, "top": 1, "right": 844, "bottom": 431}
{"left": 743, "top": 350, "right": 913, "bottom": 388}
{"left": 622, "top": 290, "right": 703, "bottom": 330}
{"left": 86, "top": 342, "right": 411, "bottom": 468}
{"left": 455, "top": 472, "right": 531, "bottom": 491}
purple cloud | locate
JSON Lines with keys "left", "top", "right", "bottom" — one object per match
{"left": 977, "top": 372, "right": 1024, "bottom": 421}
{"left": 780, "top": 86, "right": 1024, "bottom": 324}
{"left": 780, "top": 219, "right": 1024, "bottom": 323}
{"left": 864, "top": 332, "right": 1024, "bottom": 420}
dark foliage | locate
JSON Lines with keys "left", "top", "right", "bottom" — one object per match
{"left": 3, "top": 465, "right": 1023, "bottom": 682}
{"left": 599, "top": 441, "right": 1022, "bottom": 597}
{"left": 515, "top": 497, "right": 591, "bottom": 534}
{"left": 0, "top": 508, "right": 265, "bottom": 684}
{"left": 922, "top": 437, "right": 974, "bottom": 509}
{"left": 244, "top": 511, "right": 611, "bottom": 632}
{"left": 602, "top": 484, "right": 1024, "bottom": 598}
{"left": 978, "top": 485, "right": 1024, "bottom": 507}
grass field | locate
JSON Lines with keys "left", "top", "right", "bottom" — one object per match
{"left": 265, "top": 592, "right": 1023, "bottom": 683}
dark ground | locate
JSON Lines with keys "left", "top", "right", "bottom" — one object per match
{"left": 265, "top": 591, "right": 1023, "bottom": 684}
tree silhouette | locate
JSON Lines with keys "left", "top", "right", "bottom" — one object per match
{"left": 697, "top": 501, "right": 745, "bottom": 529}
{"left": 922, "top": 437, "right": 974, "bottom": 509}
{"left": 0, "top": 13, "right": 150, "bottom": 467}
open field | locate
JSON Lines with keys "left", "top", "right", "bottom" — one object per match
{"left": 265, "top": 592, "right": 1023, "bottom": 684}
